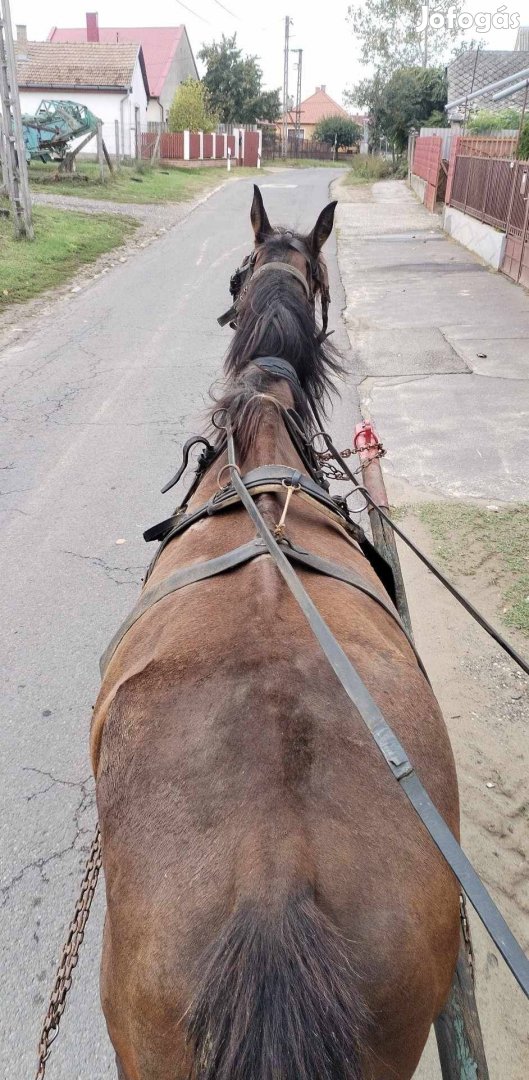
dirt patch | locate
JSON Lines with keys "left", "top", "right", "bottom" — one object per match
{"left": 397, "top": 502, "right": 529, "bottom": 636}
{"left": 388, "top": 487, "right": 528, "bottom": 1078}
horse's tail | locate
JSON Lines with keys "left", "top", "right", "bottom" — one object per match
{"left": 186, "top": 891, "right": 368, "bottom": 1080}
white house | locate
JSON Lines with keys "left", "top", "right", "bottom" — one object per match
{"left": 15, "top": 33, "right": 149, "bottom": 156}
{"left": 48, "top": 13, "right": 199, "bottom": 124}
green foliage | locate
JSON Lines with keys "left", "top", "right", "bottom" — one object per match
{"left": 168, "top": 78, "right": 218, "bottom": 133}
{"left": 347, "top": 0, "right": 465, "bottom": 71}
{"left": 467, "top": 107, "right": 520, "bottom": 134}
{"left": 518, "top": 119, "right": 529, "bottom": 160}
{"left": 0, "top": 204, "right": 136, "bottom": 307}
{"left": 198, "top": 34, "right": 281, "bottom": 124}
{"left": 313, "top": 115, "right": 361, "bottom": 148}
{"left": 343, "top": 154, "right": 394, "bottom": 184}
{"left": 422, "top": 109, "right": 449, "bottom": 128}
{"left": 350, "top": 67, "right": 447, "bottom": 154}
{"left": 28, "top": 160, "right": 233, "bottom": 204}
{"left": 416, "top": 503, "right": 529, "bottom": 636}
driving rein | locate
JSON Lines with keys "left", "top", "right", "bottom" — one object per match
{"left": 97, "top": 357, "right": 529, "bottom": 1000}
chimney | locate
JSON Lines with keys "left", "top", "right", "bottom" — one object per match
{"left": 16, "top": 25, "right": 28, "bottom": 47}
{"left": 320, "top": 84, "right": 326, "bottom": 93}
{"left": 86, "top": 12, "right": 99, "bottom": 43}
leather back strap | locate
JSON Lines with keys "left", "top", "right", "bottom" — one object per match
{"left": 100, "top": 538, "right": 416, "bottom": 680}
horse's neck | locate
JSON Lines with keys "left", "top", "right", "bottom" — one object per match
{"left": 192, "top": 390, "right": 304, "bottom": 507}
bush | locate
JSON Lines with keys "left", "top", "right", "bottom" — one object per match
{"left": 467, "top": 107, "right": 520, "bottom": 134}
{"left": 168, "top": 78, "right": 218, "bottom": 133}
{"left": 518, "top": 119, "right": 529, "bottom": 160}
{"left": 348, "top": 154, "right": 394, "bottom": 180}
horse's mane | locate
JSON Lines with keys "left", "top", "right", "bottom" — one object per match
{"left": 211, "top": 232, "right": 345, "bottom": 457}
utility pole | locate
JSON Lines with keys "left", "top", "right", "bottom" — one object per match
{"left": 282, "top": 16, "right": 292, "bottom": 158}
{"left": 423, "top": 1, "right": 429, "bottom": 67}
{"left": 293, "top": 48, "right": 303, "bottom": 149}
{"left": 0, "top": 0, "right": 34, "bottom": 238}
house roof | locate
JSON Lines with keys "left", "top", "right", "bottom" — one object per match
{"left": 447, "top": 49, "right": 529, "bottom": 113}
{"left": 281, "top": 86, "right": 351, "bottom": 126}
{"left": 48, "top": 25, "right": 191, "bottom": 99}
{"left": 16, "top": 41, "right": 147, "bottom": 92}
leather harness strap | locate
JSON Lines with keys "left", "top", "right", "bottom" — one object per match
{"left": 99, "top": 537, "right": 419, "bottom": 680}
{"left": 143, "top": 465, "right": 363, "bottom": 550}
{"left": 223, "top": 425, "right": 529, "bottom": 999}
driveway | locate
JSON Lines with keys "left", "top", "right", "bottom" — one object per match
{"left": 335, "top": 178, "right": 529, "bottom": 501}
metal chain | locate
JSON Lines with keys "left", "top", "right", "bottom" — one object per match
{"left": 319, "top": 449, "right": 385, "bottom": 483}
{"left": 35, "top": 825, "right": 102, "bottom": 1080}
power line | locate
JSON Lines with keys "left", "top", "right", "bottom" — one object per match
{"left": 174, "top": 0, "right": 214, "bottom": 25}
{"left": 211, "top": 0, "right": 242, "bottom": 19}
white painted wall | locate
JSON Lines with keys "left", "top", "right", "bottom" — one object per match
{"left": 19, "top": 54, "right": 148, "bottom": 157}
{"left": 443, "top": 205, "right": 507, "bottom": 271}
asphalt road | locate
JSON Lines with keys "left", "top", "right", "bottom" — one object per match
{"left": 0, "top": 169, "right": 362, "bottom": 1079}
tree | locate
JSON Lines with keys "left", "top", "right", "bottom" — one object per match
{"left": 347, "top": 0, "right": 465, "bottom": 71}
{"left": 198, "top": 34, "right": 281, "bottom": 124}
{"left": 350, "top": 67, "right": 447, "bottom": 155}
{"left": 168, "top": 78, "right": 218, "bottom": 133}
{"left": 313, "top": 116, "right": 361, "bottom": 149}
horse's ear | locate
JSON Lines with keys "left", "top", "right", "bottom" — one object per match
{"left": 251, "top": 185, "right": 273, "bottom": 243}
{"left": 307, "top": 200, "right": 337, "bottom": 255}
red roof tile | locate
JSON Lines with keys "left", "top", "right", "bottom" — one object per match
{"left": 281, "top": 87, "right": 351, "bottom": 126}
{"left": 48, "top": 26, "right": 187, "bottom": 98}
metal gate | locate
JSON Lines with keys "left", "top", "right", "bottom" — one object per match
{"left": 502, "top": 161, "right": 529, "bottom": 288}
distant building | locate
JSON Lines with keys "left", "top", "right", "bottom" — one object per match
{"left": 48, "top": 12, "right": 198, "bottom": 123}
{"left": 15, "top": 30, "right": 148, "bottom": 156}
{"left": 276, "top": 85, "right": 355, "bottom": 142}
{"left": 447, "top": 42, "right": 529, "bottom": 119}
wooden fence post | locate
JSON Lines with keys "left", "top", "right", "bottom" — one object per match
{"left": 135, "top": 107, "right": 141, "bottom": 162}
{"left": 96, "top": 121, "right": 105, "bottom": 182}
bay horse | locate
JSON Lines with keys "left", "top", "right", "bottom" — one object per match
{"left": 91, "top": 186, "right": 460, "bottom": 1080}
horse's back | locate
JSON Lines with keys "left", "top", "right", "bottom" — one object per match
{"left": 96, "top": 561, "right": 459, "bottom": 1078}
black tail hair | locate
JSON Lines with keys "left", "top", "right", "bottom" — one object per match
{"left": 186, "top": 892, "right": 368, "bottom": 1079}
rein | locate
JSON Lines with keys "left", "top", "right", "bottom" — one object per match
{"left": 219, "top": 419, "right": 529, "bottom": 999}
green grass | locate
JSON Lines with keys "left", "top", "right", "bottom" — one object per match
{"left": 0, "top": 204, "right": 137, "bottom": 307}
{"left": 414, "top": 503, "right": 529, "bottom": 636}
{"left": 343, "top": 154, "right": 396, "bottom": 185}
{"left": 28, "top": 160, "right": 260, "bottom": 204}
{"left": 271, "top": 157, "right": 350, "bottom": 169}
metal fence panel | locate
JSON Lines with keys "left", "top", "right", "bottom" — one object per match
{"left": 449, "top": 154, "right": 518, "bottom": 230}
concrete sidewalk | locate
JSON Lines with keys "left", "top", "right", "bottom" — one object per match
{"left": 334, "top": 178, "right": 529, "bottom": 503}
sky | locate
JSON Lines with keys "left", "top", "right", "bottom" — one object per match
{"left": 9, "top": 0, "right": 527, "bottom": 108}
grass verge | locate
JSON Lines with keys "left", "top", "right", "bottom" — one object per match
{"left": 270, "top": 158, "right": 350, "bottom": 169}
{"left": 343, "top": 154, "right": 398, "bottom": 185}
{"left": 28, "top": 161, "right": 255, "bottom": 203}
{"left": 0, "top": 204, "right": 137, "bottom": 307}
{"left": 411, "top": 502, "right": 529, "bottom": 636}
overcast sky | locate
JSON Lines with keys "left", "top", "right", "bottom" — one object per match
{"left": 10, "top": 1, "right": 526, "bottom": 107}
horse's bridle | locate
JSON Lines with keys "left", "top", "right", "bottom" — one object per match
{"left": 218, "top": 236, "right": 332, "bottom": 343}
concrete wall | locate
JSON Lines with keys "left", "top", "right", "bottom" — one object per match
{"left": 443, "top": 205, "right": 507, "bottom": 271}
{"left": 410, "top": 172, "right": 428, "bottom": 203}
